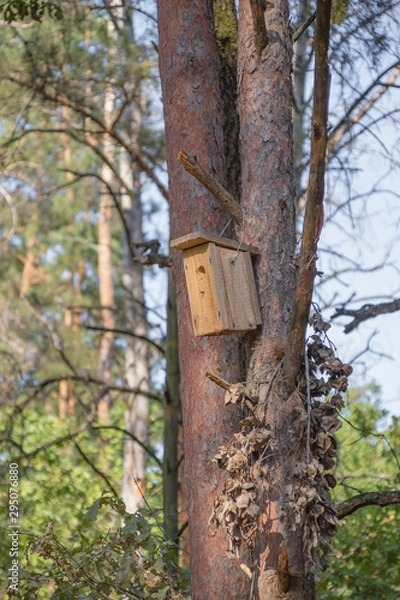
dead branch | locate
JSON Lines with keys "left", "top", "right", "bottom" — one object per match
{"left": 74, "top": 441, "right": 119, "bottom": 496}
{"left": 332, "top": 298, "right": 400, "bottom": 333}
{"left": 337, "top": 490, "right": 400, "bottom": 519}
{"left": 7, "top": 75, "right": 169, "bottom": 201}
{"left": 293, "top": 11, "right": 316, "bottom": 43}
{"left": 205, "top": 371, "right": 231, "bottom": 391}
{"left": 83, "top": 325, "right": 165, "bottom": 354}
{"left": 327, "top": 61, "right": 400, "bottom": 157}
{"left": 284, "top": 0, "right": 332, "bottom": 388}
{"left": 178, "top": 150, "right": 242, "bottom": 225}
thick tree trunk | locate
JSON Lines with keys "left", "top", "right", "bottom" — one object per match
{"left": 157, "top": 1, "right": 250, "bottom": 597}
{"left": 158, "top": 0, "right": 332, "bottom": 597}
{"left": 237, "top": 2, "right": 314, "bottom": 598}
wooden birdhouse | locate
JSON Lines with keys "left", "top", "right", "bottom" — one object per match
{"left": 170, "top": 232, "right": 262, "bottom": 336}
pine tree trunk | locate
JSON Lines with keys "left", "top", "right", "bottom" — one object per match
{"left": 158, "top": 1, "right": 250, "bottom": 596}
{"left": 158, "top": 0, "right": 333, "bottom": 596}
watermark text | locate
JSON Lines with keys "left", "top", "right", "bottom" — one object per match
{"left": 7, "top": 462, "right": 20, "bottom": 595}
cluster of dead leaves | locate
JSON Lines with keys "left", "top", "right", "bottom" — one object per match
{"left": 211, "top": 311, "right": 352, "bottom": 572}
{"left": 211, "top": 385, "right": 272, "bottom": 555}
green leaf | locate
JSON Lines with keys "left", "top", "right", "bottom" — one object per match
{"left": 332, "top": 0, "right": 349, "bottom": 25}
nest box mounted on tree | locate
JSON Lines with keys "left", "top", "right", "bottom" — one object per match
{"left": 171, "top": 232, "right": 262, "bottom": 336}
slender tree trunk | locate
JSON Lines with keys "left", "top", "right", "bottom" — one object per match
{"left": 59, "top": 105, "right": 80, "bottom": 418}
{"left": 108, "top": 2, "right": 152, "bottom": 514}
{"left": 97, "top": 17, "right": 117, "bottom": 422}
{"left": 120, "top": 141, "right": 151, "bottom": 512}
{"left": 163, "top": 271, "right": 180, "bottom": 552}
{"left": 293, "top": 0, "right": 314, "bottom": 207}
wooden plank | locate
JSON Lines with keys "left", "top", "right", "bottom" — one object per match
{"left": 171, "top": 232, "right": 259, "bottom": 255}
{"left": 218, "top": 247, "right": 262, "bottom": 332}
{"left": 182, "top": 243, "right": 226, "bottom": 336}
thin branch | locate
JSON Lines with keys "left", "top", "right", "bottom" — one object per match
{"left": 332, "top": 298, "right": 400, "bottom": 333}
{"left": 83, "top": 325, "right": 165, "bottom": 354}
{"left": 91, "top": 425, "right": 162, "bottom": 467}
{"left": 0, "top": 182, "right": 18, "bottom": 240}
{"left": 293, "top": 11, "right": 316, "bottom": 43}
{"left": 74, "top": 441, "right": 119, "bottom": 496}
{"left": 327, "top": 61, "right": 400, "bottom": 157}
{"left": 337, "top": 490, "right": 400, "bottom": 519}
{"left": 178, "top": 150, "right": 242, "bottom": 225}
{"left": 284, "top": 0, "right": 332, "bottom": 388}
{"left": 6, "top": 75, "right": 169, "bottom": 201}
{"left": 205, "top": 371, "right": 231, "bottom": 391}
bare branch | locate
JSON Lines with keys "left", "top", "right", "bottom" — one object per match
{"left": 293, "top": 11, "right": 316, "bottom": 43}
{"left": 177, "top": 150, "right": 242, "bottom": 225}
{"left": 337, "top": 490, "right": 400, "bottom": 519}
{"left": 327, "top": 61, "right": 400, "bottom": 157}
{"left": 332, "top": 298, "right": 400, "bottom": 333}
{"left": 284, "top": 0, "right": 332, "bottom": 387}
{"left": 83, "top": 325, "right": 165, "bottom": 354}
{"left": 6, "top": 75, "right": 170, "bottom": 201}
{"left": 74, "top": 442, "right": 119, "bottom": 497}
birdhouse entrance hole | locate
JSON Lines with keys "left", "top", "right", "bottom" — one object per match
{"left": 171, "top": 233, "right": 262, "bottom": 336}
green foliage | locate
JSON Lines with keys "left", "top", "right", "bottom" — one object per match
{"left": 0, "top": 0, "right": 62, "bottom": 23}
{"left": 318, "top": 385, "right": 400, "bottom": 598}
{"left": 8, "top": 492, "right": 190, "bottom": 599}
{"left": 331, "top": 0, "right": 349, "bottom": 25}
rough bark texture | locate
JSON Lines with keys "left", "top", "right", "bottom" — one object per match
{"left": 237, "top": 2, "right": 313, "bottom": 598}
{"left": 214, "top": 0, "right": 240, "bottom": 198}
{"left": 159, "top": 0, "right": 334, "bottom": 597}
{"left": 293, "top": 0, "right": 314, "bottom": 207}
{"left": 157, "top": 1, "right": 250, "bottom": 597}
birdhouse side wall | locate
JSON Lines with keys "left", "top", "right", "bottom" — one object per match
{"left": 218, "top": 247, "right": 262, "bottom": 332}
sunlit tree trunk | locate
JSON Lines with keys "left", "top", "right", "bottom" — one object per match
{"left": 158, "top": 0, "right": 332, "bottom": 597}
{"left": 97, "top": 17, "right": 117, "bottom": 422}
{"left": 120, "top": 139, "right": 151, "bottom": 512}
{"left": 158, "top": 1, "right": 249, "bottom": 596}
{"left": 113, "top": 2, "right": 151, "bottom": 514}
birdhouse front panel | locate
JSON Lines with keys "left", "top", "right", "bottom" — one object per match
{"left": 182, "top": 243, "right": 227, "bottom": 336}
{"left": 173, "top": 234, "right": 262, "bottom": 336}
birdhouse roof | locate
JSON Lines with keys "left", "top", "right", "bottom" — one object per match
{"left": 170, "top": 232, "right": 259, "bottom": 255}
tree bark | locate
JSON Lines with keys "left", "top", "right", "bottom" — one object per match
{"left": 237, "top": 2, "right": 314, "bottom": 598}
{"left": 97, "top": 23, "right": 116, "bottom": 421}
{"left": 157, "top": 1, "right": 250, "bottom": 597}
{"left": 163, "top": 271, "right": 181, "bottom": 554}
{"left": 159, "top": 0, "right": 332, "bottom": 597}
{"left": 284, "top": 0, "right": 332, "bottom": 389}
